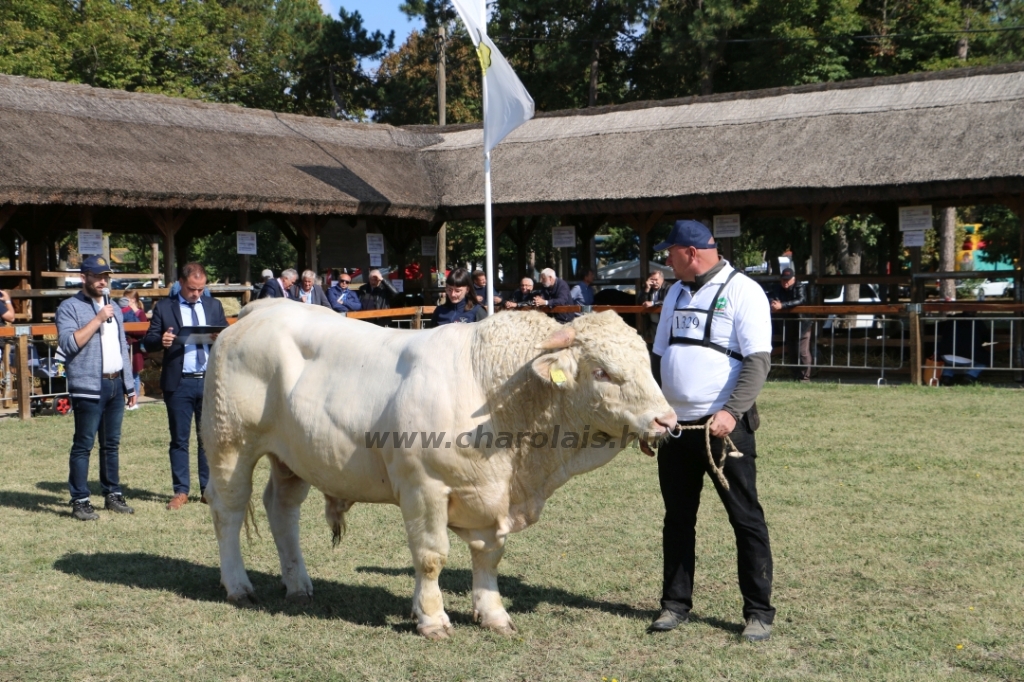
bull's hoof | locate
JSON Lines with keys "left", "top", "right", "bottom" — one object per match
{"left": 481, "top": 619, "right": 517, "bottom": 636}
{"left": 228, "top": 592, "right": 258, "bottom": 608}
{"left": 285, "top": 590, "right": 313, "bottom": 605}
{"left": 417, "top": 623, "right": 454, "bottom": 640}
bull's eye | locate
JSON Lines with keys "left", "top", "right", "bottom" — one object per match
{"left": 593, "top": 368, "right": 611, "bottom": 382}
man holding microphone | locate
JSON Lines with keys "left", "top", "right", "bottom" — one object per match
{"left": 144, "top": 262, "right": 227, "bottom": 510}
{"left": 56, "top": 256, "right": 136, "bottom": 521}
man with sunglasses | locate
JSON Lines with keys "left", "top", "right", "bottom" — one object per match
{"left": 56, "top": 255, "right": 136, "bottom": 521}
{"left": 327, "top": 272, "right": 362, "bottom": 313}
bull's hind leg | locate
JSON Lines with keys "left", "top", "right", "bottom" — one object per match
{"left": 263, "top": 455, "right": 313, "bottom": 603}
{"left": 452, "top": 526, "right": 516, "bottom": 635}
{"left": 398, "top": 483, "right": 453, "bottom": 639}
{"left": 206, "top": 447, "right": 260, "bottom": 605}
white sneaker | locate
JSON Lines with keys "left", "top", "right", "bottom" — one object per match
{"left": 126, "top": 404, "right": 139, "bottom": 411}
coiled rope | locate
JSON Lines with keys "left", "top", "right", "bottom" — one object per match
{"left": 667, "top": 416, "right": 744, "bottom": 491}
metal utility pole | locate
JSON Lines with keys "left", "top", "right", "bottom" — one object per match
{"left": 436, "top": 23, "right": 447, "bottom": 299}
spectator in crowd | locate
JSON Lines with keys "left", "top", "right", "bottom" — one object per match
{"left": 258, "top": 268, "right": 297, "bottom": 300}
{"left": 432, "top": 268, "right": 487, "bottom": 325}
{"left": 570, "top": 268, "right": 596, "bottom": 316}
{"left": 503, "top": 277, "right": 535, "bottom": 309}
{"left": 361, "top": 269, "right": 397, "bottom": 310}
{"left": 55, "top": 255, "right": 136, "bottom": 521}
{"left": 472, "top": 269, "right": 503, "bottom": 307}
{"left": 119, "top": 290, "right": 148, "bottom": 406}
{"left": 328, "top": 272, "right": 362, "bottom": 313}
{"left": 144, "top": 262, "right": 228, "bottom": 510}
{"left": 637, "top": 270, "right": 671, "bottom": 308}
{"left": 290, "top": 269, "right": 331, "bottom": 308}
{"left": 255, "top": 269, "right": 274, "bottom": 297}
{"left": 768, "top": 268, "right": 811, "bottom": 382}
{"left": 937, "top": 317, "right": 990, "bottom": 386}
{"left": 0, "top": 289, "right": 14, "bottom": 324}
{"left": 637, "top": 270, "right": 673, "bottom": 345}
{"left": 533, "top": 268, "right": 574, "bottom": 323}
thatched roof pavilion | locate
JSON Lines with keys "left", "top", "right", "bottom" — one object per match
{"left": 1, "top": 62, "right": 1023, "bottom": 314}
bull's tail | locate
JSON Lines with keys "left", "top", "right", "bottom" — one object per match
{"left": 243, "top": 497, "right": 261, "bottom": 543}
{"left": 324, "top": 496, "right": 355, "bottom": 547}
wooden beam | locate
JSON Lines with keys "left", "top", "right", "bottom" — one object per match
{"left": 17, "top": 333, "right": 31, "bottom": 420}
{"left": 146, "top": 209, "right": 190, "bottom": 284}
{"left": 238, "top": 212, "right": 251, "bottom": 304}
{"left": 0, "top": 204, "right": 16, "bottom": 233}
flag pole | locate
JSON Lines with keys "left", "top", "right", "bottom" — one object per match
{"left": 483, "top": 59, "right": 495, "bottom": 316}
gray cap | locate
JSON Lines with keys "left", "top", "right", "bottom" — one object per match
{"left": 117, "top": 297, "right": 131, "bottom": 308}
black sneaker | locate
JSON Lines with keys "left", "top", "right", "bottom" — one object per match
{"left": 72, "top": 500, "right": 99, "bottom": 521}
{"left": 104, "top": 493, "right": 134, "bottom": 514}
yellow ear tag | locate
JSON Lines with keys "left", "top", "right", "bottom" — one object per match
{"left": 550, "top": 368, "right": 567, "bottom": 385}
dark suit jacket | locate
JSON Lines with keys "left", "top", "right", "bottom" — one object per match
{"left": 289, "top": 284, "right": 332, "bottom": 308}
{"left": 143, "top": 295, "right": 228, "bottom": 392}
{"left": 538, "top": 277, "right": 574, "bottom": 323}
{"left": 257, "top": 278, "right": 289, "bottom": 299}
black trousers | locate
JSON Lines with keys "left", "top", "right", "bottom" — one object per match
{"left": 657, "top": 416, "right": 776, "bottom": 623}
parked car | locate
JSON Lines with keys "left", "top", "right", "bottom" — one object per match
{"left": 823, "top": 284, "right": 882, "bottom": 329}
{"left": 972, "top": 278, "right": 1013, "bottom": 299}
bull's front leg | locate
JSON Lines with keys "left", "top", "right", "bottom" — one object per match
{"left": 452, "top": 526, "right": 515, "bottom": 635}
{"left": 398, "top": 483, "right": 453, "bottom": 640}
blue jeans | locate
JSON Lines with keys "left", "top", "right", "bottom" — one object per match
{"left": 165, "top": 377, "right": 208, "bottom": 495}
{"left": 68, "top": 378, "right": 126, "bottom": 502}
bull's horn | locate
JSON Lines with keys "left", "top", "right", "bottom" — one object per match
{"left": 536, "top": 327, "right": 576, "bottom": 350}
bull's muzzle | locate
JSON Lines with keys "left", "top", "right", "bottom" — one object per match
{"left": 639, "top": 410, "right": 678, "bottom": 457}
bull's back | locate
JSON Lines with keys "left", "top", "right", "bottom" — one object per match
{"left": 202, "top": 300, "right": 482, "bottom": 503}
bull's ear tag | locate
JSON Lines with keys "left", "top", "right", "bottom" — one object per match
{"left": 550, "top": 368, "right": 567, "bottom": 385}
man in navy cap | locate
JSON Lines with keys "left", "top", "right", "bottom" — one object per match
{"left": 768, "top": 267, "right": 811, "bottom": 381}
{"left": 55, "top": 255, "right": 136, "bottom": 520}
{"left": 646, "top": 220, "right": 776, "bottom": 642}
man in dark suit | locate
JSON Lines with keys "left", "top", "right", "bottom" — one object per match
{"left": 257, "top": 268, "right": 297, "bottom": 300}
{"left": 289, "top": 269, "right": 332, "bottom": 308}
{"left": 143, "top": 262, "right": 228, "bottom": 510}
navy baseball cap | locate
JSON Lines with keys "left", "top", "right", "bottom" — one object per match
{"left": 81, "top": 255, "right": 114, "bottom": 275}
{"left": 654, "top": 220, "right": 716, "bottom": 251}
{"left": 780, "top": 268, "right": 795, "bottom": 279}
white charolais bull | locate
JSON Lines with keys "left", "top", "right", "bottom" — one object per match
{"left": 202, "top": 300, "right": 676, "bottom": 638}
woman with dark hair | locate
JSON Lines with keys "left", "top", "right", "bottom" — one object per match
{"left": 431, "top": 268, "right": 488, "bottom": 326}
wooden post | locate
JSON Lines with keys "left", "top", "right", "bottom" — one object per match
{"left": 626, "top": 212, "right": 663, "bottom": 337}
{"left": 800, "top": 204, "right": 841, "bottom": 304}
{"left": 147, "top": 209, "right": 189, "bottom": 285}
{"left": 411, "top": 307, "right": 423, "bottom": 330}
{"left": 238, "top": 212, "right": 251, "bottom": 304}
{"left": 909, "top": 308, "right": 922, "bottom": 386}
{"left": 17, "top": 333, "right": 31, "bottom": 420}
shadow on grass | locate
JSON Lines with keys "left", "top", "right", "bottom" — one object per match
{"left": 53, "top": 552, "right": 409, "bottom": 627}
{"left": 52, "top": 553, "right": 655, "bottom": 631}
{"left": 0, "top": 488, "right": 67, "bottom": 516}
{"left": 35, "top": 480, "right": 167, "bottom": 504}
{"left": 357, "top": 566, "right": 651, "bottom": 622}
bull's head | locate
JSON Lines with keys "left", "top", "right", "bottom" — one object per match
{"left": 531, "top": 311, "right": 677, "bottom": 456}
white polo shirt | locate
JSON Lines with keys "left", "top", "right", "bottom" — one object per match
{"left": 653, "top": 262, "right": 772, "bottom": 420}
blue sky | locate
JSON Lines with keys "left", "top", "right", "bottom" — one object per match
{"left": 317, "top": 0, "right": 423, "bottom": 48}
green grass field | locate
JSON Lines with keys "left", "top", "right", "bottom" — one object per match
{"left": 1, "top": 383, "right": 1022, "bottom": 681}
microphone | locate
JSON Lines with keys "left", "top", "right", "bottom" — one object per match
{"left": 102, "top": 287, "right": 113, "bottom": 323}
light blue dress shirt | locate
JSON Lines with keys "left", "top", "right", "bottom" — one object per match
{"left": 178, "top": 295, "right": 208, "bottom": 373}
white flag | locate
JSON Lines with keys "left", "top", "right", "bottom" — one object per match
{"left": 449, "top": 0, "right": 535, "bottom": 153}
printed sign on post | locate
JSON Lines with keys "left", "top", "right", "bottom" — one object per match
{"left": 78, "top": 229, "right": 104, "bottom": 255}
{"left": 392, "top": 279, "right": 405, "bottom": 293}
{"left": 899, "top": 206, "right": 932, "bottom": 232}
{"left": 236, "top": 231, "right": 257, "bottom": 255}
{"left": 552, "top": 226, "right": 576, "bottom": 249}
{"left": 369, "top": 253, "right": 382, "bottom": 267}
{"left": 366, "top": 233, "right": 386, "bottom": 255}
{"left": 421, "top": 236, "right": 437, "bottom": 256}
{"left": 903, "top": 230, "right": 926, "bottom": 248}
{"left": 713, "top": 214, "right": 742, "bottom": 238}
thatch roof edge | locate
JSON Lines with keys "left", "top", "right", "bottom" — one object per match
{"left": 400, "top": 61, "right": 1024, "bottom": 134}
